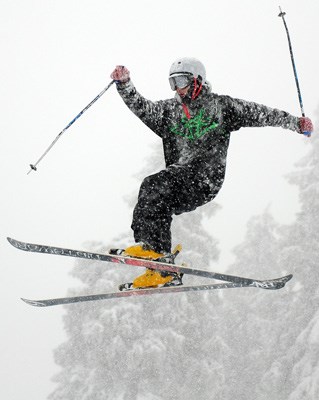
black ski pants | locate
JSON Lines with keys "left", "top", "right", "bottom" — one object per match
{"left": 131, "top": 164, "right": 224, "bottom": 253}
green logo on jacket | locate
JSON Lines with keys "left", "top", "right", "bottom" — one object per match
{"left": 170, "top": 109, "right": 218, "bottom": 141}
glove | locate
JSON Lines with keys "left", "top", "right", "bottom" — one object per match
{"left": 110, "top": 66, "right": 130, "bottom": 83}
{"left": 299, "top": 117, "right": 313, "bottom": 137}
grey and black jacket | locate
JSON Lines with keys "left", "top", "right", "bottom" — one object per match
{"left": 116, "top": 80, "right": 300, "bottom": 172}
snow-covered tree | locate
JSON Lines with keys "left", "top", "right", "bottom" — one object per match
{"left": 288, "top": 308, "right": 319, "bottom": 400}
{"left": 217, "top": 211, "right": 290, "bottom": 400}
{"left": 217, "top": 108, "right": 319, "bottom": 400}
{"left": 280, "top": 110, "right": 319, "bottom": 399}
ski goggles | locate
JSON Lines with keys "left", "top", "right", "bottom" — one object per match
{"left": 169, "top": 74, "right": 193, "bottom": 90}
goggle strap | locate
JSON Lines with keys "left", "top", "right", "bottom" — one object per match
{"left": 191, "top": 78, "right": 203, "bottom": 100}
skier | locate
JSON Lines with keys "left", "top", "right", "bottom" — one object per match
{"left": 110, "top": 57, "right": 313, "bottom": 289}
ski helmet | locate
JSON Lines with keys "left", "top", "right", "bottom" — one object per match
{"left": 169, "top": 57, "right": 206, "bottom": 90}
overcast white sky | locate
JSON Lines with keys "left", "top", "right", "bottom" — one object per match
{"left": 1, "top": 0, "right": 318, "bottom": 398}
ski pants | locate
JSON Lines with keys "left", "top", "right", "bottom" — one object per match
{"left": 131, "top": 164, "right": 225, "bottom": 253}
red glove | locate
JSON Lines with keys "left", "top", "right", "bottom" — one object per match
{"left": 299, "top": 117, "right": 313, "bottom": 137}
{"left": 110, "top": 66, "right": 130, "bottom": 83}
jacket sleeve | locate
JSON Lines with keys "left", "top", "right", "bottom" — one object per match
{"left": 222, "top": 95, "right": 301, "bottom": 133}
{"left": 116, "top": 80, "right": 166, "bottom": 137}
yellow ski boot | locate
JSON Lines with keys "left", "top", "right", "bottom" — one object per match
{"left": 119, "top": 244, "right": 183, "bottom": 290}
{"left": 132, "top": 268, "right": 177, "bottom": 288}
{"left": 123, "top": 244, "right": 165, "bottom": 260}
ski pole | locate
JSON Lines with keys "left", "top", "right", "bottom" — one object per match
{"left": 278, "top": 7, "right": 310, "bottom": 137}
{"left": 28, "top": 80, "right": 115, "bottom": 174}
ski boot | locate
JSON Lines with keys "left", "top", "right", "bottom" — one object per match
{"left": 111, "top": 244, "right": 183, "bottom": 291}
{"left": 123, "top": 244, "right": 166, "bottom": 260}
{"left": 119, "top": 268, "right": 183, "bottom": 291}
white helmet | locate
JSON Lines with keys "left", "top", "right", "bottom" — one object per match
{"left": 169, "top": 57, "right": 206, "bottom": 90}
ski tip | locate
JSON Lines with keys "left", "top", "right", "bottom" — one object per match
{"left": 7, "top": 237, "right": 29, "bottom": 251}
{"left": 21, "top": 298, "right": 46, "bottom": 307}
{"left": 7, "top": 237, "right": 21, "bottom": 250}
{"left": 281, "top": 274, "right": 293, "bottom": 286}
{"left": 7, "top": 237, "right": 21, "bottom": 247}
{"left": 268, "top": 274, "right": 294, "bottom": 290}
{"left": 7, "top": 237, "right": 18, "bottom": 248}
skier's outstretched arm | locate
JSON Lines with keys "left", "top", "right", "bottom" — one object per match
{"left": 110, "top": 66, "right": 166, "bottom": 136}
{"left": 223, "top": 96, "right": 313, "bottom": 136}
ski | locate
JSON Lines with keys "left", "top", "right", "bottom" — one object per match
{"left": 21, "top": 275, "right": 292, "bottom": 307}
{"left": 7, "top": 237, "right": 292, "bottom": 287}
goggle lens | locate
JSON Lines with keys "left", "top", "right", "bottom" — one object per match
{"left": 169, "top": 75, "right": 192, "bottom": 90}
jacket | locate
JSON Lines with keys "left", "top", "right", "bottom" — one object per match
{"left": 116, "top": 80, "right": 300, "bottom": 182}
